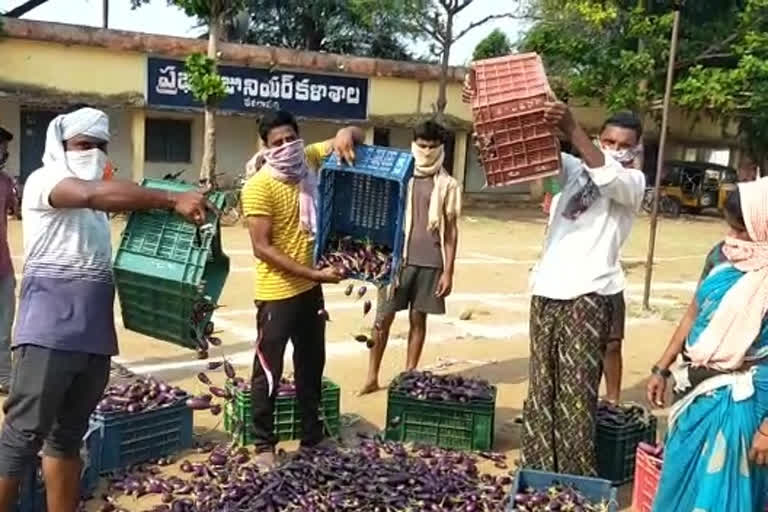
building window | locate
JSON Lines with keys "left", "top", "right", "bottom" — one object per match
{"left": 145, "top": 119, "right": 191, "bottom": 163}
{"left": 373, "top": 128, "right": 390, "bottom": 147}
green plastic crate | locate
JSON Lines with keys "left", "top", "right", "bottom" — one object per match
{"left": 384, "top": 387, "right": 496, "bottom": 451}
{"left": 113, "top": 179, "right": 230, "bottom": 349}
{"left": 224, "top": 379, "right": 341, "bottom": 445}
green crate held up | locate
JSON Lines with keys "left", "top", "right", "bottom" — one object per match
{"left": 113, "top": 179, "right": 230, "bottom": 350}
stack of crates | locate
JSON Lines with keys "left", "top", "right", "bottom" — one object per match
{"left": 90, "top": 398, "right": 193, "bottom": 473}
{"left": 113, "top": 179, "right": 230, "bottom": 349}
{"left": 508, "top": 470, "right": 618, "bottom": 512}
{"left": 223, "top": 379, "right": 341, "bottom": 445}
{"left": 314, "top": 145, "right": 414, "bottom": 285}
{"left": 384, "top": 386, "right": 496, "bottom": 451}
{"left": 470, "top": 53, "right": 561, "bottom": 187}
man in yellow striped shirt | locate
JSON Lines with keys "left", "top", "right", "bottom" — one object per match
{"left": 242, "top": 110, "right": 363, "bottom": 466}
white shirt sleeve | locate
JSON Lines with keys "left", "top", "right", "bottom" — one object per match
{"left": 585, "top": 155, "right": 646, "bottom": 211}
{"left": 559, "top": 152, "right": 584, "bottom": 184}
{"left": 22, "top": 168, "right": 68, "bottom": 211}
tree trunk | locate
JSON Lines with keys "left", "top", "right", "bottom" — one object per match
{"left": 435, "top": 13, "right": 453, "bottom": 115}
{"left": 201, "top": 8, "right": 221, "bottom": 186}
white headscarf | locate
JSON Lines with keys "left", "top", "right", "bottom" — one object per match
{"left": 42, "top": 108, "right": 110, "bottom": 174}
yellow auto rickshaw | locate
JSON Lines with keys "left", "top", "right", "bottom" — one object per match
{"left": 646, "top": 161, "right": 738, "bottom": 218}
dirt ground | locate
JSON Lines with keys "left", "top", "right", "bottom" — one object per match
{"left": 3, "top": 207, "right": 728, "bottom": 511}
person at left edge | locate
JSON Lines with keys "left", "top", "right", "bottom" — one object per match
{"left": 0, "top": 107, "right": 210, "bottom": 512}
{"left": 242, "top": 110, "right": 364, "bottom": 468}
{"left": 0, "top": 126, "right": 17, "bottom": 396}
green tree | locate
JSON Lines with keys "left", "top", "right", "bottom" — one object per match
{"left": 472, "top": 28, "right": 512, "bottom": 61}
{"left": 132, "top": 0, "right": 246, "bottom": 184}
{"left": 520, "top": 0, "right": 768, "bottom": 171}
{"left": 235, "top": 0, "right": 414, "bottom": 60}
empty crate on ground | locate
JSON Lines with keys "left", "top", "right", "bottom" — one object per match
{"left": 470, "top": 53, "right": 561, "bottom": 187}
{"left": 114, "top": 179, "right": 230, "bottom": 351}
{"left": 314, "top": 145, "right": 414, "bottom": 285}
{"left": 631, "top": 443, "right": 663, "bottom": 512}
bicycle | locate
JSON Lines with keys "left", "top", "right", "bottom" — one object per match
{"left": 219, "top": 173, "right": 245, "bottom": 227}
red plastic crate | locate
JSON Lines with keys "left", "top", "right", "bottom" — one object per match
{"left": 470, "top": 53, "right": 561, "bottom": 187}
{"left": 631, "top": 446, "right": 663, "bottom": 512}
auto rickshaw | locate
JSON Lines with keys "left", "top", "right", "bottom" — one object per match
{"left": 644, "top": 161, "right": 738, "bottom": 218}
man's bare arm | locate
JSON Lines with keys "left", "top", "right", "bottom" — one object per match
{"left": 49, "top": 178, "right": 209, "bottom": 223}
{"left": 246, "top": 215, "right": 342, "bottom": 284}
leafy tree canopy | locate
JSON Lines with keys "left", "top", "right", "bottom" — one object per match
{"left": 473, "top": 28, "right": 513, "bottom": 61}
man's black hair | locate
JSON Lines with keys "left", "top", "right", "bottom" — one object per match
{"left": 0, "top": 126, "right": 12, "bottom": 143}
{"left": 259, "top": 110, "right": 299, "bottom": 142}
{"left": 600, "top": 111, "right": 643, "bottom": 141}
{"left": 413, "top": 120, "right": 447, "bottom": 144}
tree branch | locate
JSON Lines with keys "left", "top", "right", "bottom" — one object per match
{"left": 453, "top": 0, "right": 474, "bottom": 16}
{"left": 453, "top": 13, "right": 518, "bottom": 43}
{"left": 414, "top": 17, "right": 445, "bottom": 44}
{"left": 5, "top": 0, "right": 50, "bottom": 17}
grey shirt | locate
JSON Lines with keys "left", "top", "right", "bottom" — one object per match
{"left": 407, "top": 177, "right": 443, "bottom": 268}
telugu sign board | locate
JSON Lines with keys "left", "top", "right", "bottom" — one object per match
{"left": 147, "top": 57, "right": 369, "bottom": 120}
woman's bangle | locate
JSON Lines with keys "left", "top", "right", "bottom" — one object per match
{"left": 651, "top": 365, "right": 671, "bottom": 378}
{"left": 759, "top": 424, "right": 768, "bottom": 437}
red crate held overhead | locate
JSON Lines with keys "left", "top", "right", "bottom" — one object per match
{"left": 470, "top": 53, "right": 561, "bottom": 187}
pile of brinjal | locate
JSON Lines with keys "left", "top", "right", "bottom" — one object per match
{"left": 391, "top": 371, "right": 495, "bottom": 403}
{"left": 95, "top": 377, "right": 189, "bottom": 415}
{"left": 100, "top": 438, "right": 512, "bottom": 512}
{"left": 596, "top": 401, "right": 652, "bottom": 429}
{"left": 511, "top": 485, "right": 611, "bottom": 512}
{"left": 317, "top": 236, "right": 393, "bottom": 284}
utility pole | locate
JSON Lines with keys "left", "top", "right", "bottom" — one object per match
{"left": 102, "top": 0, "right": 109, "bottom": 28}
{"left": 643, "top": 6, "right": 683, "bottom": 310}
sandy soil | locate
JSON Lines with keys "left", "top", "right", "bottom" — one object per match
{"left": 3, "top": 207, "right": 728, "bottom": 511}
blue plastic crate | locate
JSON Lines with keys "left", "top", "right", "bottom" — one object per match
{"left": 16, "top": 461, "right": 44, "bottom": 512}
{"left": 508, "top": 469, "right": 618, "bottom": 512}
{"left": 314, "top": 145, "right": 414, "bottom": 285}
{"left": 91, "top": 399, "right": 193, "bottom": 474}
{"left": 80, "top": 423, "right": 101, "bottom": 498}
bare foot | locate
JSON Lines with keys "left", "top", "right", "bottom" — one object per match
{"left": 357, "top": 381, "right": 382, "bottom": 396}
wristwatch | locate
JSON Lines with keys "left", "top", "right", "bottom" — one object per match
{"left": 651, "top": 365, "right": 672, "bottom": 378}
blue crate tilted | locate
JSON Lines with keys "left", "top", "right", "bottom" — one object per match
{"left": 91, "top": 399, "right": 193, "bottom": 474}
{"left": 508, "top": 470, "right": 618, "bottom": 512}
{"left": 314, "top": 145, "right": 414, "bottom": 285}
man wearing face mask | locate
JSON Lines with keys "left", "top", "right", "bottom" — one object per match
{"left": 359, "top": 120, "right": 461, "bottom": 395}
{"left": 521, "top": 104, "right": 645, "bottom": 477}
{"left": 242, "top": 109, "right": 364, "bottom": 467}
{"left": 542, "top": 112, "right": 644, "bottom": 406}
{"left": 0, "top": 126, "right": 17, "bottom": 397}
{"left": 0, "top": 107, "right": 210, "bottom": 512}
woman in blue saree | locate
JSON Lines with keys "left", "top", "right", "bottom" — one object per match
{"left": 648, "top": 179, "right": 768, "bottom": 512}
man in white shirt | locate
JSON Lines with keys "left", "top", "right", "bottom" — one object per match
{"left": 522, "top": 103, "right": 645, "bottom": 476}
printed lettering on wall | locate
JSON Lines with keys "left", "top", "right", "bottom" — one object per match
{"left": 148, "top": 58, "right": 369, "bottom": 120}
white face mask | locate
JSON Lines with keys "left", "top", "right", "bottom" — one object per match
{"left": 66, "top": 148, "right": 108, "bottom": 181}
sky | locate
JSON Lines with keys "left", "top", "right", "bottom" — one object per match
{"left": 4, "top": 0, "right": 529, "bottom": 66}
